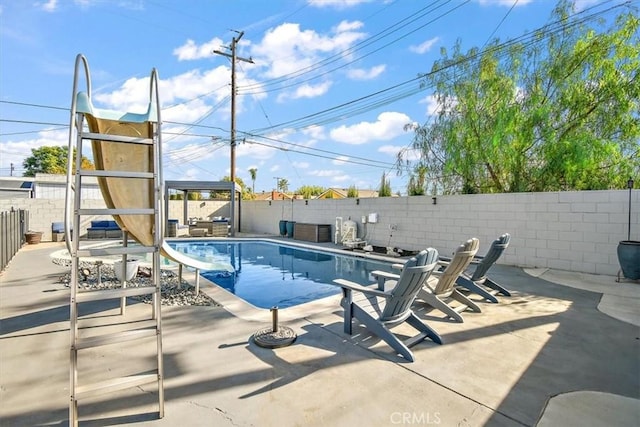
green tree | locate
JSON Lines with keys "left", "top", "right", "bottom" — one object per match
{"left": 23, "top": 145, "right": 94, "bottom": 177}
{"left": 277, "top": 178, "right": 289, "bottom": 193}
{"left": 407, "top": 165, "right": 427, "bottom": 196}
{"left": 378, "top": 172, "right": 392, "bottom": 197}
{"left": 404, "top": 0, "right": 639, "bottom": 193}
{"left": 220, "top": 175, "right": 252, "bottom": 200}
{"left": 248, "top": 167, "right": 257, "bottom": 194}
{"left": 347, "top": 185, "right": 358, "bottom": 198}
{"left": 296, "top": 185, "right": 325, "bottom": 199}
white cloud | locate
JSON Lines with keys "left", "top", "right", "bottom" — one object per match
{"left": 333, "top": 156, "right": 350, "bottom": 165}
{"left": 419, "top": 94, "right": 440, "bottom": 116}
{"left": 308, "top": 0, "right": 374, "bottom": 9}
{"left": 0, "top": 127, "right": 69, "bottom": 171}
{"left": 93, "top": 65, "right": 263, "bottom": 125}
{"left": 477, "top": 0, "right": 533, "bottom": 6}
{"left": 237, "top": 140, "right": 278, "bottom": 160}
{"left": 332, "top": 174, "right": 351, "bottom": 182}
{"left": 38, "top": 0, "right": 58, "bottom": 12}
{"left": 574, "top": 0, "right": 600, "bottom": 11}
{"left": 173, "top": 37, "right": 225, "bottom": 61}
{"left": 292, "top": 161, "right": 310, "bottom": 169}
{"left": 309, "top": 169, "right": 342, "bottom": 177}
{"left": 409, "top": 37, "right": 440, "bottom": 54}
{"left": 419, "top": 93, "right": 457, "bottom": 116}
{"left": 347, "top": 64, "right": 386, "bottom": 80}
{"left": 250, "top": 21, "right": 366, "bottom": 79}
{"left": 378, "top": 145, "right": 403, "bottom": 156}
{"left": 269, "top": 165, "right": 280, "bottom": 172}
{"left": 278, "top": 81, "right": 332, "bottom": 102}
{"left": 330, "top": 112, "right": 412, "bottom": 145}
{"left": 302, "top": 125, "right": 326, "bottom": 140}
{"left": 385, "top": 145, "right": 421, "bottom": 162}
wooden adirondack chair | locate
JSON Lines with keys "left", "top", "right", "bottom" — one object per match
{"left": 333, "top": 248, "right": 441, "bottom": 362}
{"left": 415, "top": 238, "right": 481, "bottom": 323}
{"left": 454, "top": 234, "right": 511, "bottom": 303}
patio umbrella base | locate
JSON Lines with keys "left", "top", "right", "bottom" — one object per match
{"left": 252, "top": 326, "right": 297, "bottom": 349}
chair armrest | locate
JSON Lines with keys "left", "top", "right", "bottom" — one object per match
{"left": 333, "top": 279, "right": 388, "bottom": 298}
{"left": 468, "top": 254, "right": 485, "bottom": 265}
{"left": 371, "top": 270, "right": 399, "bottom": 280}
{"left": 371, "top": 270, "right": 400, "bottom": 290}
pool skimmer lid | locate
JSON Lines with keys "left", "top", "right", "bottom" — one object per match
{"left": 252, "top": 307, "right": 297, "bottom": 348}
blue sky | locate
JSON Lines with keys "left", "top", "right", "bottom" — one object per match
{"left": 0, "top": 0, "right": 617, "bottom": 194}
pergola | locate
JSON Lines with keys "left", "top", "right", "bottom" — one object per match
{"left": 164, "top": 180, "right": 242, "bottom": 236}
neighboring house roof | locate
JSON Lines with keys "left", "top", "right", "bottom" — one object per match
{"left": 316, "top": 188, "right": 378, "bottom": 199}
{"left": 253, "top": 191, "right": 293, "bottom": 201}
{"left": 0, "top": 177, "right": 35, "bottom": 199}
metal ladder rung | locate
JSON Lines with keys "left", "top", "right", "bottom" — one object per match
{"left": 78, "top": 170, "right": 154, "bottom": 179}
{"left": 76, "top": 286, "right": 156, "bottom": 303}
{"left": 77, "top": 246, "right": 155, "bottom": 257}
{"left": 78, "top": 208, "right": 155, "bottom": 216}
{"left": 80, "top": 132, "right": 153, "bottom": 145}
{"left": 75, "top": 373, "right": 158, "bottom": 400}
{"left": 76, "top": 328, "right": 157, "bottom": 350}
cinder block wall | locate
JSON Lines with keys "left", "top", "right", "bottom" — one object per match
{"left": 0, "top": 199, "right": 231, "bottom": 241}
{"left": 241, "top": 190, "right": 639, "bottom": 276}
{"left": 2, "top": 189, "right": 638, "bottom": 276}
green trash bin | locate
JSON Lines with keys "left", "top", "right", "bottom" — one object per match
{"left": 286, "top": 221, "right": 296, "bottom": 238}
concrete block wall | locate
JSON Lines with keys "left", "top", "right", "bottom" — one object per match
{"left": 2, "top": 189, "right": 638, "bottom": 276}
{"left": 0, "top": 198, "right": 112, "bottom": 241}
{"left": 241, "top": 190, "right": 639, "bottom": 276}
{"left": 0, "top": 199, "right": 231, "bottom": 241}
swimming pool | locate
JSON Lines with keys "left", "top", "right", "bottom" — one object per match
{"left": 167, "top": 240, "right": 397, "bottom": 309}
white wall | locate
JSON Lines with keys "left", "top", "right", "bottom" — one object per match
{"left": 240, "top": 190, "right": 639, "bottom": 276}
{"left": 1, "top": 189, "right": 638, "bottom": 276}
{"left": 0, "top": 199, "right": 234, "bottom": 241}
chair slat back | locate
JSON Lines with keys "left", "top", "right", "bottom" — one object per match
{"left": 433, "top": 238, "right": 479, "bottom": 294}
{"left": 470, "top": 234, "right": 510, "bottom": 281}
{"left": 381, "top": 248, "right": 438, "bottom": 320}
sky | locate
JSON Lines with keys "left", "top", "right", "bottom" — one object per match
{"left": 0, "top": 0, "right": 626, "bottom": 195}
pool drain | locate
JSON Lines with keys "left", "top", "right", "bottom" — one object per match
{"left": 252, "top": 307, "right": 297, "bottom": 348}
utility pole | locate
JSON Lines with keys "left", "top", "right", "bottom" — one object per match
{"left": 10, "top": 163, "right": 14, "bottom": 176}
{"left": 273, "top": 177, "right": 284, "bottom": 191}
{"left": 214, "top": 31, "right": 254, "bottom": 183}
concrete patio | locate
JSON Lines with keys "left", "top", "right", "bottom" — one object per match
{"left": 1, "top": 241, "right": 638, "bottom": 426}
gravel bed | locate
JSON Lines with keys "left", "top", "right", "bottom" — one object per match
{"left": 53, "top": 258, "right": 221, "bottom": 307}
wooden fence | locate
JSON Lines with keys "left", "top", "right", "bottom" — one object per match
{"left": 0, "top": 209, "right": 28, "bottom": 272}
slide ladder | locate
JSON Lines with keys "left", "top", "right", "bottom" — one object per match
{"left": 65, "top": 54, "right": 164, "bottom": 426}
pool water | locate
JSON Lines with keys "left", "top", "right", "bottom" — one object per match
{"left": 167, "top": 240, "right": 396, "bottom": 309}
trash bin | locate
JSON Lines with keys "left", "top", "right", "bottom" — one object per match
{"left": 168, "top": 219, "right": 179, "bottom": 237}
{"left": 286, "top": 221, "right": 296, "bottom": 238}
{"left": 279, "top": 220, "right": 288, "bottom": 236}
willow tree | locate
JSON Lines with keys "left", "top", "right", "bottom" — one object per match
{"left": 404, "top": 0, "right": 639, "bottom": 193}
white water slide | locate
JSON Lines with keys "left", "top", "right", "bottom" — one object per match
{"left": 66, "top": 56, "right": 232, "bottom": 272}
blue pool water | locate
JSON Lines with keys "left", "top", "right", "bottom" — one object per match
{"left": 167, "top": 240, "right": 396, "bottom": 309}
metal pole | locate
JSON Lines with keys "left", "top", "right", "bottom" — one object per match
{"left": 271, "top": 306, "right": 278, "bottom": 333}
{"left": 230, "top": 34, "right": 238, "bottom": 183}
{"left": 628, "top": 178, "right": 634, "bottom": 241}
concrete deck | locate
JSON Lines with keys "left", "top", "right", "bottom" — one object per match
{"left": 1, "top": 241, "right": 638, "bottom": 426}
